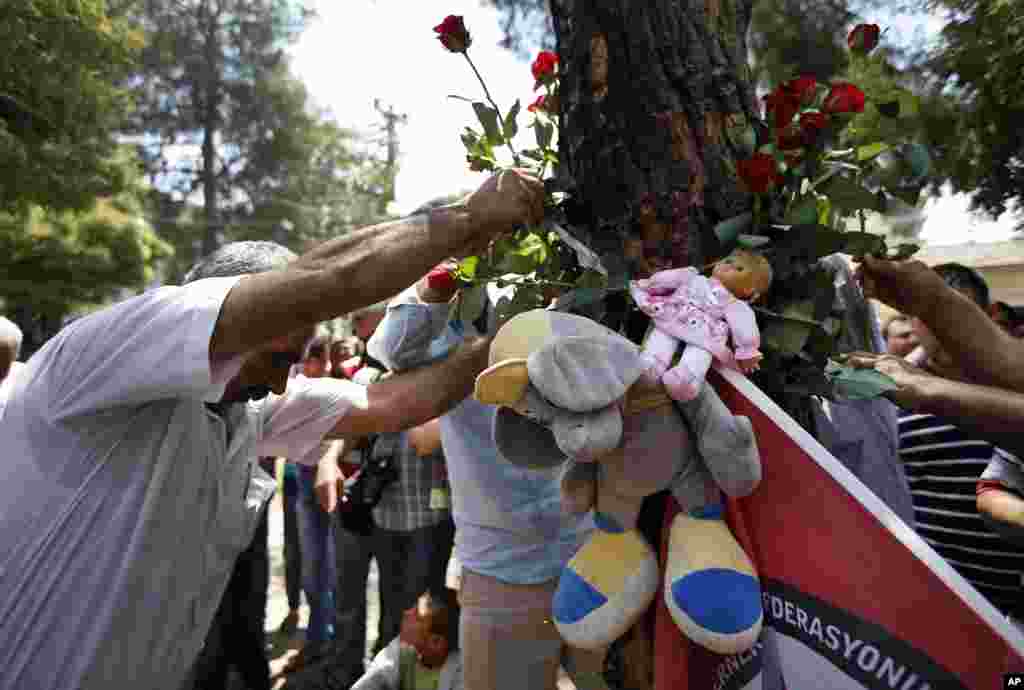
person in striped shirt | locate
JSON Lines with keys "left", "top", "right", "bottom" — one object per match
{"left": 852, "top": 263, "right": 1024, "bottom": 617}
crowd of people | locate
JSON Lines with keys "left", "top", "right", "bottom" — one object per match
{"left": 2, "top": 164, "right": 1024, "bottom": 690}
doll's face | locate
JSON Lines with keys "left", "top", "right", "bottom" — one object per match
{"left": 712, "top": 251, "right": 771, "bottom": 302}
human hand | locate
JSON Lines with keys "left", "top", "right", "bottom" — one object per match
{"left": 842, "top": 351, "right": 933, "bottom": 408}
{"left": 737, "top": 355, "right": 762, "bottom": 374}
{"left": 314, "top": 458, "right": 342, "bottom": 514}
{"left": 461, "top": 168, "right": 544, "bottom": 254}
{"left": 854, "top": 257, "right": 948, "bottom": 318}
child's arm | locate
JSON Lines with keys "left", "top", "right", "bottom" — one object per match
{"left": 977, "top": 451, "right": 1024, "bottom": 546}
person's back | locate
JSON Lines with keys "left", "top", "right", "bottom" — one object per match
{"left": 898, "top": 409, "right": 1024, "bottom": 616}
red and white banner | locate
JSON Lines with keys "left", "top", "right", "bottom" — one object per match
{"left": 654, "top": 368, "right": 1024, "bottom": 690}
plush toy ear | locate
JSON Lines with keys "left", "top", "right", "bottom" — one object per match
{"left": 527, "top": 335, "right": 643, "bottom": 412}
{"left": 551, "top": 405, "right": 623, "bottom": 462}
{"left": 474, "top": 358, "right": 530, "bottom": 406}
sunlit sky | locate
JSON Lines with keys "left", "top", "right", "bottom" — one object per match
{"left": 291, "top": 0, "right": 1018, "bottom": 246}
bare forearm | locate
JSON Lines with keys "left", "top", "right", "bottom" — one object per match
{"left": 212, "top": 207, "right": 472, "bottom": 359}
{"left": 920, "top": 289, "right": 1024, "bottom": 392}
{"left": 334, "top": 336, "right": 491, "bottom": 438}
{"left": 914, "top": 376, "right": 1024, "bottom": 456}
{"left": 978, "top": 491, "right": 1024, "bottom": 546}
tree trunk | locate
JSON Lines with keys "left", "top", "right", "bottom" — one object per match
{"left": 553, "top": 0, "right": 756, "bottom": 270}
{"left": 553, "top": 0, "right": 819, "bottom": 432}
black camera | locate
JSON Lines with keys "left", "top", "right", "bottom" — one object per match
{"left": 342, "top": 433, "right": 399, "bottom": 509}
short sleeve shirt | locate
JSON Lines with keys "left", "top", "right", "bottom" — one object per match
{"left": 0, "top": 278, "right": 358, "bottom": 690}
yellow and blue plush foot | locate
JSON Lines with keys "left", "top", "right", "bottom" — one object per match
{"left": 552, "top": 513, "right": 659, "bottom": 650}
{"left": 665, "top": 504, "right": 763, "bottom": 655}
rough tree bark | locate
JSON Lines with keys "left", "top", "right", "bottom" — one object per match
{"left": 552, "top": 0, "right": 819, "bottom": 432}
{"left": 553, "top": 0, "right": 756, "bottom": 270}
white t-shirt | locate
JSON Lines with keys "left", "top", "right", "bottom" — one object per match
{"left": 0, "top": 277, "right": 362, "bottom": 690}
{"left": 0, "top": 360, "right": 24, "bottom": 420}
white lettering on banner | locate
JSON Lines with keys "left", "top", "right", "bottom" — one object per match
{"left": 763, "top": 593, "right": 933, "bottom": 690}
{"left": 712, "top": 642, "right": 764, "bottom": 690}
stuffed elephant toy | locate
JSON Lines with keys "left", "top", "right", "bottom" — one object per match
{"left": 474, "top": 309, "right": 765, "bottom": 655}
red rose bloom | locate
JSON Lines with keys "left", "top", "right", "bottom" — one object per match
{"left": 531, "top": 50, "right": 559, "bottom": 87}
{"left": 737, "top": 153, "right": 783, "bottom": 194}
{"left": 776, "top": 124, "right": 803, "bottom": 151}
{"left": 798, "top": 111, "right": 829, "bottom": 144}
{"left": 426, "top": 264, "right": 458, "bottom": 292}
{"left": 783, "top": 75, "right": 817, "bottom": 106}
{"left": 434, "top": 15, "right": 471, "bottom": 53}
{"left": 763, "top": 88, "right": 800, "bottom": 130}
{"left": 527, "top": 95, "right": 549, "bottom": 113}
{"left": 822, "top": 82, "right": 866, "bottom": 114}
{"left": 848, "top": 24, "right": 881, "bottom": 54}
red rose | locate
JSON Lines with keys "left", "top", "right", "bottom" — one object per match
{"left": 822, "top": 82, "right": 866, "bottom": 114}
{"left": 527, "top": 95, "right": 548, "bottom": 113}
{"left": 848, "top": 24, "right": 881, "bottom": 54}
{"left": 531, "top": 50, "right": 559, "bottom": 87}
{"left": 776, "top": 124, "right": 803, "bottom": 151}
{"left": 426, "top": 264, "right": 458, "bottom": 293}
{"left": 798, "top": 111, "right": 829, "bottom": 144}
{"left": 434, "top": 15, "right": 471, "bottom": 53}
{"left": 737, "top": 153, "right": 783, "bottom": 194}
{"left": 763, "top": 88, "right": 800, "bottom": 130}
{"left": 783, "top": 75, "right": 817, "bottom": 106}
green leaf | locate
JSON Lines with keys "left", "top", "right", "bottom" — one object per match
{"left": 770, "top": 224, "right": 850, "bottom": 269}
{"left": 737, "top": 234, "right": 771, "bottom": 248}
{"left": 713, "top": 212, "right": 752, "bottom": 244}
{"left": 902, "top": 143, "right": 932, "bottom": 180}
{"left": 887, "top": 243, "right": 920, "bottom": 260}
{"left": 856, "top": 142, "right": 891, "bottom": 162}
{"left": 473, "top": 102, "right": 503, "bottom": 144}
{"left": 758, "top": 309, "right": 818, "bottom": 355}
{"left": 820, "top": 177, "right": 883, "bottom": 213}
{"left": 784, "top": 197, "right": 819, "bottom": 225}
{"left": 458, "top": 283, "right": 488, "bottom": 325}
{"left": 534, "top": 120, "right": 554, "bottom": 150}
{"left": 576, "top": 269, "right": 608, "bottom": 289}
{"left": 826, "top": 362, "right": 899, "bottom": 401}
{"left": 457, "top": 255, "right": 480, "bottom": 280}
{"left": 503, "top": 99, "right": 520, "bottom": 141}
{"left": 839, "top": 231, "right": 887, "bottom": 257}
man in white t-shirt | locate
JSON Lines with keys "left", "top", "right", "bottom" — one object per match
{"left": 0, "top": 170, "right": 543, "bottom": 690}
{"left": 0, "top": 315, "right": 23, "bottom": 419}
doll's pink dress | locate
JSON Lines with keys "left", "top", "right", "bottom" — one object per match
{"left": 630, "top": 267, "right": 761, "bottom": 400}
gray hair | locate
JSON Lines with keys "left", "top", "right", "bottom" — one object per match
{"left": 0, "top": 316, "right": 22, "bottom": 360}
{"left": 183, "top": 241, "right": 297, "bottom": 284}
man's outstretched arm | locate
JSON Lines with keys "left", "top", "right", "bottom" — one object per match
{"left": 329, "top": 335, "right": 491, "bottom": 440}
{"left": 209, "top": 170, "right": 542, "bottom": 362}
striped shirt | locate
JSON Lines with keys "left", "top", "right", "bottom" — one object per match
{"left": 898, "top": 411, "right": 1024, "bottom": 616}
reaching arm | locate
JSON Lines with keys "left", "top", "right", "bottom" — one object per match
{"left": 408, "top": 418, "right": 443, "bottom": 457}
{"left": 977, "top": 489, "right": 1024, "bottom": 546}
{"left": 846, "top": 352, "right": 1024, "bottom": 458}
{"left": 209, "top": 170, "right": 543, "bottom": 363}
{"left": 857, "top": 257, "right": 1024, "bottom": 393}
{"left": 329, "top": 336, "right": 492, "bottom": 440}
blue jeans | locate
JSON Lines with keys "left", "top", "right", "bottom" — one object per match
{"left": 296, "top": 465, "right": 336, "bottom": 644}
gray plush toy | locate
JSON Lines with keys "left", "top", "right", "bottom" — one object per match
{"left": 474, "top": 309, "right": 765, "bottom": 654}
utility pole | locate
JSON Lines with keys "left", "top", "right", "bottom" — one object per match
{"left": 374, "top": 99, "right": 407, "bottom": 216}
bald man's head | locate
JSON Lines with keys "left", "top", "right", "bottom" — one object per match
{"left": 0, "top": 317, "right": 22, "bottom": 382}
